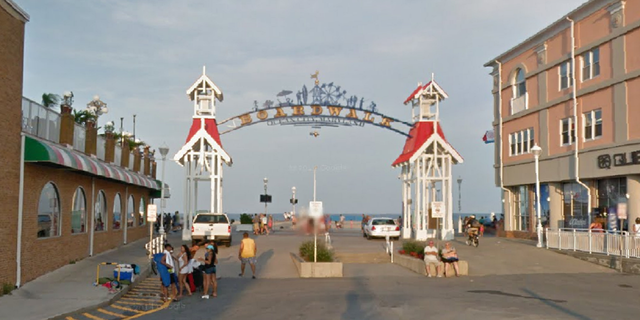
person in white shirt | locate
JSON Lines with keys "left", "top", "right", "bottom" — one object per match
{"left": 161, "top": 244, "right": 178, "bottom": 301}
{"left": 633, "top": 217, "right": 640, "bottom": 237}
{"left": 423, "top": 240, "right": 443, "bottom": 278}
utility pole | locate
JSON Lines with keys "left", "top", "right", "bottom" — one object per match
{"left": 457, "top": 176, "right": 462, "bottom": 213}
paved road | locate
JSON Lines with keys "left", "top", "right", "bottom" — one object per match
{"left": 139, "top": 229, "right": 640, "bottom": 320}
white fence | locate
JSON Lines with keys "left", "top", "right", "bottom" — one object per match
{"left": 73, "top": 123, "right": 85, "bottom": 152}
{"left": 145, "top": 234, "right": 166, "bottom": 256}
{"left": 546, "top": 228, "right": 640, "bottom": 259}
{"left": 21, "top": 98, "right": 60, "bottom": 142}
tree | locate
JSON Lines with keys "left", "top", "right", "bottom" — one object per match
{"left": 41, "top": 93, "right": 61, "bottom": 108}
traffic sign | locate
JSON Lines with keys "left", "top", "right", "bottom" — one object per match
{"left": 147, "top": 204, "right": 157, "bottom": 222}
{"left": 309, "top": 201, "right": 323, "bottom": 218}
{"left": 431, "top": 201, "right": 445, "bottom": 218}
{"left": 617, "top": 203, "right": 628, "bottom": 220}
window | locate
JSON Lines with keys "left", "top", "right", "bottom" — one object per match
{"left": 562, "top": 182, "right": 589, "bottom": 219}
{"left": 582, "top": 48, "right": 600, "bottom": 81}
{"left": 71, "top": 187, "right": 87, "bottom": 234}
{"left": 597, "top": 178, "right": 627, "bottom": 230}
{"left": 37, "top": 182, "right": 61, "bottom": 238}
{"left": 127, "top": 195, "right": 135, "bottom": 228}
{"left": 139, "top": 197, "right": 146, "bottom": 226}
{"left": 513, "top": 68, "right": 527, "bottom": 98}
{"left": 94, "top": 191, "right": 107, "bottom": 232}
{"left": 561, "top": 117, "right": 576, "bottom": 145}
{"left": 509, "top": 128, "right": 534, "bottom": 156}
{"left": 583, "top": 109, "right": 602, "bottom": 141}
{"left": 514, "top": 186, "right": 530, "bottom": 231}
{"left": 113, "top": 193, "right": 122, "bottom": 230}
{"left": 559, "top": 60, "right": 573, "bottom": 89}
{"left": 194, "top": 214, "right": 229, "bottom": 224}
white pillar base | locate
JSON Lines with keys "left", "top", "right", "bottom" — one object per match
{"left": 415, "top": 229, "right": 428, "bottom": 241}
{"left": 182, "top": 226, "right": 191, "bottom": 242}
{"left": 402, "top": 227, "right": 412, "bottom": 239}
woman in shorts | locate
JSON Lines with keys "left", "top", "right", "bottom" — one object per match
{"left": 200, "top": 245, "right": 218, "bottom": 299}
{"left": 441, "top": 242, "right": 460, "bottom": 277}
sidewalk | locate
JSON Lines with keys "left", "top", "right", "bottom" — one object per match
{"left": 0, "top": 232, "right": 181, "bottom": 320}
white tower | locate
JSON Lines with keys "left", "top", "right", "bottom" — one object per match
{"left": 392, "top": 75, "right": 463, "bottom": 241}
{"left": 174, "top": 67, "right": 232, "bottom": 241}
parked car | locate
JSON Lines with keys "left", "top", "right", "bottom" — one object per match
{"left": 191, "top": 213, "right": 232, "bottom": 247}
{"left": 363, "top": 217, "right": 400, "bottom": 240}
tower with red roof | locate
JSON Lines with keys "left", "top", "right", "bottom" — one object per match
{"left": 174, "top": 67, "right": 232, "bottom": 240}
{"left": 392, "top": 75, "right": 463, "bottom": 240}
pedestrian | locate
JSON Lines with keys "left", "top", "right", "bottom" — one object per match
{"left": 361, "top": 214, "right": 366, "bottom": 231}
{"left": 634, "top": 217, "right": 640, "bottom": 237}
{"left": 253, "top": 214, "right": 260, "bottom": 235}
{"left": 199, "top": 244, "right": 217, "bottom": 299}
{"left": 261, "top": 214, "right": 269, "bottom": 235}
{"left": 238, "top": 232, "right": 257, "bottom": 279}
{"left": 160, "top": 243, "right": 178, "bottom": 302}
{"left": 177, "top": 245, "right": 192, "bottom": 299}
{"left": 268, "top": 214, "right": 273, "bottom": 233}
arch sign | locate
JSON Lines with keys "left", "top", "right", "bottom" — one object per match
{"left": 218, "top": 72, "right": 413, "bottom": 136}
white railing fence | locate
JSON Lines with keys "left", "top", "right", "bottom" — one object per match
{"left": 546, "top": 228, "right": 640, "bottom": 259}
{"left": 21, "top": 98, "right": 61, "bottom": 143}
{"left": 385, "top": 235, "right": 394, "bottom": 263}
{"left": 73, "top": 123, "right": 85, "bottom": 151}
{"left": 145, "top": 234, "right": 166, "bottom": 256}
{"left": 114, "top": 145, "right": 122, "bottom": 165}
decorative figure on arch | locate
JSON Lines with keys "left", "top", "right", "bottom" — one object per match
{"left": 253, "top": 100, "right": 259, "bottom": 111}
{"left": 347, "top": 95, "right": 358, "bottom": 108}
{"left": 359, "top": 97, "right": 365, "bottom": 109}
{"left": 296, "top": 91, "right": 302, "bottom": 105}
{"left": 301, "top": 85, "right": 308, "bottom": 104}
{"left": 311, "top": 84, "right": 322, "bottom": 104}
{"left": 369, "top": 101, "right": 377, "bottom": 113}
{"left": 263, "top": 100, "right": 274, "bottom": 109}
{"left": 311, "top": 70, "right": 320, "bottom": 85}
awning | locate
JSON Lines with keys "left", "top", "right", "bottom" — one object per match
{"left": 25, "top": 136, "right": 160, "bottom": 190}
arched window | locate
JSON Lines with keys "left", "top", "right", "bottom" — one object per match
{"left": 139, "top": 197, "right": 146, "bottom": 226}
{"left": 71, "top": 187, "right": 87, "bottom": 234}
{"left": 513, "top": 68, "right": 526, "bottom": 98}
{"left": 37, "top": 182, "right": 60, "bottom": 238}
{"left": 95, "top": 191, "right": 107, "bottom": 232}
{"left": 127, "top": 195, "right": 135, "bottom": 228}
{"left": 113, "top": 193, "right": 122, "bottom": 230}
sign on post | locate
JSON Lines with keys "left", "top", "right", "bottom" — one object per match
{"left": 309, "top": 201, "right": 323, "bottom": 218}
{"left": 431, "top": 201, "right": 445, "bottom": 218}
{"left": 147, "top": 204, "right": 157, "bottom": 222}
{"left": 617, "top": 203, "right": 628, "bottom": 220}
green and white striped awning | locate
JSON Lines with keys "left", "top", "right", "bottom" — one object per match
{"left": 24, "top": 136, "right": 161, "bottom": 190}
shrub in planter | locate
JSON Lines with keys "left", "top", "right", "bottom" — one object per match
{"left": 240, "top": 213, "right": 253, "bottom": 224}
{"left": 299, "top": 240, "right": 334, "bottom": 262}
{"left": 398, "top": 249, "right": 406, "bottom": 255}
{"left": 402, "top": 240, "right": 425, "bottom": 256}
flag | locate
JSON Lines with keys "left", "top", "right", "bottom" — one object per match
{"left": 482, "top": 130, "right": 495, "bottom": 144}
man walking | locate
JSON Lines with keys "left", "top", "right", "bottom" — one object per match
{"left": 238, "top": 232, "right": 257, "bottom": 279}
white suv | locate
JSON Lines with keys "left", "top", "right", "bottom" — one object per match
{"left": 191, "top": 213, "right": 232, "bottom": 247}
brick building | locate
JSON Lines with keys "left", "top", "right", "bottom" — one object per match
{"left": 485, "top": 0, "right": 640, "bottom": 238}
{"left": 1, "top": 0, "right": 163, "bottom": 286}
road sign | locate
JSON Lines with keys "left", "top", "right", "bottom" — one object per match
{"left": 309, "top": 201, "right": 323, "bottom": 218}
{"left": 431, "top": 201, "right": 445, "bottom": 218}
{"left": 617, "top": 203, "right": 627, "bottom": 220}
{"left": 147, "top": 204, "right": 157, "bottom": 222}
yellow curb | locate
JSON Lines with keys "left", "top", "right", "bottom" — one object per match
{"left": 111, "top": 304, "right": 143, "bottom": 314}
{"left": 97, "top": 308, "right": 126, "bottom": 318}
{"left": 122, "top": 300, "right": 172, "bottom": 320}
{"left": 82, "top": 313, "right": 106, "bottom": 320}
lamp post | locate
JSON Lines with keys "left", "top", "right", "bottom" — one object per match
{"left": 291, "top": 186, "right": 297, "bottom": 217}
{"left": 263, "top": 177, "right": 268, "bottom": 215}
{"left": 158, "top": 145, "right": 169, "bottom": 235}
{"left": 457, "top": 176, "right": 462, "bottom": 213}
{"left": 86, "top": 95, "right": 108, "bottom": 125}
{"left": 531, "top": 144, "right": 543, "bottom": 248}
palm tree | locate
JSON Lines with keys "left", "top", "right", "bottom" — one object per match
{"left": 72, "top": 109, "right": 96, "bottom": 125}
{"left": 41, "top": 93, "right": 61, "bottom": 108}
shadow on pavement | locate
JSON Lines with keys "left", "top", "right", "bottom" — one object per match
{"left": 521, "top": 288, "right": 593, "bottom": 320}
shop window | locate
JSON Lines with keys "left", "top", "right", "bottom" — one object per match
{"left": 71, "top": 187, "right": 87, "bottom": 234}
{"left": 37, "top": 182, "right": 61, "bottom": 238}
{"left": 514, "top": 186, "right": 530, "bottom": 231}
{"left": 560, "top": 117, "right": 576, "bottom": 146}
{"left": 139, "top": 197, "right": 146, "bottom": 226}
{"left": 127, "top": 195, "right": 135, "bottom": 228}
{"left": 113, "top": 193, "right": 122, "bottom": 230}
{"left": 559, "top": 60, "right": 573, "bottom": 90}
{"left": 597, "top": 178, "right": 627, "bottom": 229}
{"left": 583, "top": 109, "right": 602, "bottom": 141}
{"left": 93, "top": 191, "right": 107, "bottom": 232}
{"left": 562, "top": 182, "right": 589, "bottom": 222}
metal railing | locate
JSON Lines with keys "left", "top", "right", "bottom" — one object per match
{"left": 21, "top": 98, "right": 61, "bottom": 143}
{"left": 96, "top": 136, "right": 106, "bottom": 160}
{"left": 145, "top": 234, "right": 166, "bottom": 256}
{"left": 546, "top": 228, "right": 640, "bottom": 259}
{"left": 385, "top": 235, "right": 394, "bottom": 263}
{"left": 324, "top": 232, "right": 332, "bottom": 249}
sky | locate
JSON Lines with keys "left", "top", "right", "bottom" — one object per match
{"left": 16, "top": 0, "right": 587, "bottom": 215}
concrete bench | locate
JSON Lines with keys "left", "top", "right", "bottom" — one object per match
{"left": 394, "top": 253, "right": 468, "bottom": 277}
{"left": 235, "top": 224, "right": 253, "bottom": 232}
{"left": 290, "top": 253, "right": 343, "bottom": 278}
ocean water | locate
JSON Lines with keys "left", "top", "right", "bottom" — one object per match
{"left": 225, "top": 212, "right": 499, "bottom": 223}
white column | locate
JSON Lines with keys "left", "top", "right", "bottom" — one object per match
{"left": 445, "top": 156, "right": 454, "bottom": 240}
{"left": 548, "top": 182, "right": 563, "bottom": 230}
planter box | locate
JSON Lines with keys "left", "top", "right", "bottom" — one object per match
{"left": 290, "top": 253, "right": 343, "bottom": 278}
{"left": 394, "top": 253, "right": 468, "bottom": 277}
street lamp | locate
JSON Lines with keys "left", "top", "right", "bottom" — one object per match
{"left": 158, "top": 145, "right": 169, "bottom": 235}
{"left": 263, "top": 177, "right": 268, "bottom": 215}
{"left": 86, "top": 95, "right": 108, "bottom": 126}
{"left": 531, "top": 144, "right": 543, "bottom": 248}
{"left": 291, "top": 186, "right": 297, "bottom": 217}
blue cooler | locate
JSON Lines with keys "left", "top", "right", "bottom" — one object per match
{"left": 114, "top": 265, "right": 134, "bottom": 281}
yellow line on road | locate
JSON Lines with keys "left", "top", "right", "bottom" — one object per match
{"left": 117, "top": 300, "right": 162, "bottom": 307}
{"left": 66, "top": 317, "right": 77, "bottom": 320}
{"left": 121, "top": 296, "right": 163, "bottom": 302}
{"left": 111, "top": 304, "right": 143, "bottom": 313}
{"left": 97, "top": 308, "right": 126, "bottom": 318}
{"left": 82, "top": 313, "right": 106, "bottom": 320}
{"left": 123, "top": 300, "right": 172, "bottom": 320}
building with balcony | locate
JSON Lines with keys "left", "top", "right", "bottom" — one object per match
{"left": 485, "top": 0, "right": 640, "bottom": 238}
{"left": 1, "top": 0, "right": 165, "bottom": 286}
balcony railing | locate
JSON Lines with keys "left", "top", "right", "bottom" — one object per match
{"left": 22, "top": 98, "right": 60, "bottom": 143}
{"left": 510, "top": 92, "right": 528, "bottom": 115}
{"left": 73, "top": 123, "right": 85, "bottom": 152}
